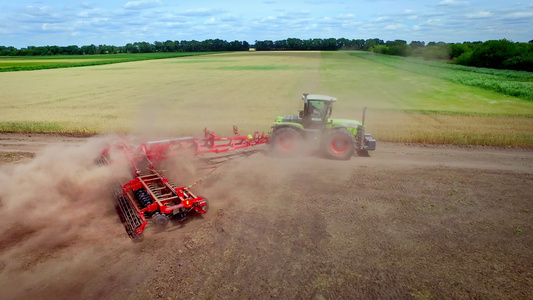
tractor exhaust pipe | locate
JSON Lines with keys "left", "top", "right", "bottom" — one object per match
{"left": 362, "top": 106, "right": 367, "bottom": 127}
{"left": 358, "top": 107, "right": 367, "bottom": 151}
{"left": 357, "top": 106, "right": 376, "bottom": 155}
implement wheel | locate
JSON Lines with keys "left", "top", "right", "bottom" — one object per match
{"left": 153, "top": 213, "right": 170, "bottom": 226}
{"left": 322, "top": 128, "right": 356, "bottom": 160}
{"left": 199, "top": 196, "right": 209, "bottom": 213}
{"left": 270, "top": 127, "right": 303, "bottom": 156}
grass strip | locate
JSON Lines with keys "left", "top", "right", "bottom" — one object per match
{"left": 0, "top": 52, "right": 217, "bottom": 72}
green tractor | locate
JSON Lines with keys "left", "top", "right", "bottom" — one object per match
{"left": 270, "top": 93, "right": 376, "bottom": 160}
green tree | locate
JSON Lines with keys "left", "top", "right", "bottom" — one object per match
{"left": 386, "top": 40, "right": 411, "bottom": 56}
{"left": 363, "top": 38, "right": 384, "bottom": 51}
{"left": 371, "top": 45, "right": 389, "bottom": 54}
{"left": 469, "top": 39, "right": 518, "bottom": 68}
{"left": 450, "top": 43, "right": 470, "bottom": 59}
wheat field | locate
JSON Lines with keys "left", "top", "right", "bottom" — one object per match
{"left": 1, "top": 51, "right": 532, "bottom": 146}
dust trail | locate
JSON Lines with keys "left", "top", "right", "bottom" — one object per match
{"left": 127, "top": 148, "right": 359, "bottom": 299}
{"left": 0, "top": 118, "right": 350, "bottom": 300}
{"left": 0, "top": 135, "right": 136, "bottom": 300}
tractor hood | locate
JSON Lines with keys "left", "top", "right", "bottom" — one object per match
{"left": 327, "top": 118, "right": 362, "bottom": 129}
{"left": 277, "top": 115, "right": 300, "bottom": 123}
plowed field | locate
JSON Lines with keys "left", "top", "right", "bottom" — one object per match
{"left": 1, "top": 134, "right": 532, "bottom": 299}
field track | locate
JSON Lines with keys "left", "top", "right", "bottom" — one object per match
{"left": 0, "top": 134, "right": 532, "bottom": 299}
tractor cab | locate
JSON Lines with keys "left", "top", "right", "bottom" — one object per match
{"left": 299, "top": 94, "right": 336, "bottom": 129}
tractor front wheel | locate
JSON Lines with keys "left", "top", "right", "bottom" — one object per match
{"left": 270, "top": 127, "right": 303, "bottom": 156}
{"left": 322, "top": 128, "right": 356, "bottom": 160}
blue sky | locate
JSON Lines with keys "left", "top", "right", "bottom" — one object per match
{"left": 1, "top": 0, "right": 532, "bottom": 48}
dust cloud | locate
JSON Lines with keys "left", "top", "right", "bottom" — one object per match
{"left": 0, "top": 135, "right": 136, "bottom": 300}
{"left": 0, "top": 94, "right": 349, "bottom": 299}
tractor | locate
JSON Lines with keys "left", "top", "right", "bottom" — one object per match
{"left": 270, "top": 93, "right": 376, "bottom": 160}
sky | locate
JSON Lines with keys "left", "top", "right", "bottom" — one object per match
{"left": 0, "top": 0, "right": 532, "bottom": 48}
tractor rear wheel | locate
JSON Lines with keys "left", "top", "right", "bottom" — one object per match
{"left": 270, "top": 127, "right": 303, "bottom": 156}
{"left": 322, "top": 128, "right": 356, "bottom": 160}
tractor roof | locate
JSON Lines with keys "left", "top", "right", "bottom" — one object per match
{"left": 305, "top": 94, "right": 337, "bottom": 102}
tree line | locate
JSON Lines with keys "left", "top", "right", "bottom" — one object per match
{"left": 0, "top": 39, "right": 249, "bottom": 56}
{"left": 1, "top": 38, "right": 532, "bottom": 72}
{"left": 254, "top": 38, "right": 533, "bottom": 72}
{"left": 254, "top": 38, "right": 384, "bottom": 51}
{"left": 364, "top": 39, "right": 533, "bottom": 72}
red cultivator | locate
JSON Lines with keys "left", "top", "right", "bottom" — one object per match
{"left": 97, "top": 126, "right": 268, "bottom": 239}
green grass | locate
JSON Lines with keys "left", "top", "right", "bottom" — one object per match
{"left": 349, "top": 52, "right": 533, "bottom": 101}
{"left": 0, "top": 52, "right": 216, "bottom": 72}
{"left": 394, "top": 108, "right": 533, "bottom": 117}
{"left": 0, "top": 121, "right": 65, "bottom": 133}
{"left": 0, "top": 121, "right": 99, "bottom": 135}
{"left": 219, "top": 65, "right": 294, "bottom": 71}
{"left": 319, "top": 52, "right": 533, "bottom": 114}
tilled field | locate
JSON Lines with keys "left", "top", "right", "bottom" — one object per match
{"left": 0, "top": 134, "right": 532, "bottom": 299}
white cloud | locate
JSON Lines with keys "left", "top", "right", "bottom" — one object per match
{"left": 384, "top": 23, "right": 407, "bottom": 30}
{"left": 16, "top": 5, "right": 65, "bottom": 23}
{"left": 77, "top": 8, "right": 106, "bottom": 18}
{"left": 261, "top": 16, "right": 277, "bottom": 22}
{"left": 164, "top": 21, "right": 191, "bottom": 28}
{"left": 41, "top": 23, "right": 65, "bottom": 32}
{"left": 124, "top": 0, "right": 161, "bottom": 10}
{"left": 466, "top": 11, "right": 492, "bottom": 18}
{"left": 204, "top": 17, "right": 216, "bottom": 24}
{"left": 402, "top": 9, "right": 418, "bottom": 20}
{"left": 21, "top": 5, "right": 53, "bottom": 17}
{"left": 338, "top": 14, "right": 355, "bottom": 20}
{"left": 375, "top": 16, "right": 390, "bottom": 22}
{"left": 438, "top": 0, "right": 468, "bottom": 6}
{"left": 77, "top": 10, "right": 89, "bottom": 18}
{"left": 425, "top": 18, "right": 442, "bottom": 25}
{"left": 504, "top": 11, "right": 533, "bottom": 20}
{"left": 179, "top": 8, "right": 224, "bottom": 17}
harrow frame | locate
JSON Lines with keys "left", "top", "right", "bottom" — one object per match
{"left": 100, "top": 126, "right": 268, "bottom": 239}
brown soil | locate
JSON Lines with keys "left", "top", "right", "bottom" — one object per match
{"left": 0, "top": 133, "right": 532, "bottom": 300}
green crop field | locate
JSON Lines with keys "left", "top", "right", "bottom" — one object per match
{"left": 350, "top": 52, "right": 533, "bottom": 101}
{"left": 317, "top": 52, "right": 533, "bottom": 146}
{"left": 0, "top": 51, "right": 532, "bottom": 146}
{"left": 0, "top": 52, "right": 215, "bottom": 71}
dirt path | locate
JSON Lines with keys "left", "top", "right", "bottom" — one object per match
{"left": 0, "top": 133, "right": 532, "bottom": 300}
